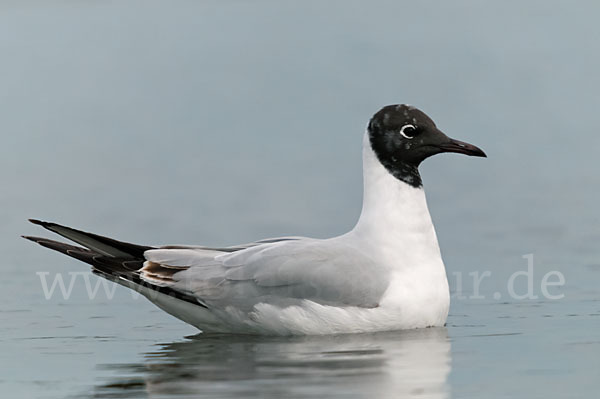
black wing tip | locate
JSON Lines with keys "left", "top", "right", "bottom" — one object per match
{"left": 21, "top": 235, "right": 60, "bottom": 248}
{"left": 23, "top": 232, "right": 208, "bottom": 310}
{"left": 28, "top": 218, "right": 52, "bottom": 227}
{"left": 24, "top": 220, "right": 59, "bottom": 243}
{"left": 28, "top": 219, "right": 61, "bottom": 230}
{"left": 22, "top": 235, "right": 44, "bottom": 243}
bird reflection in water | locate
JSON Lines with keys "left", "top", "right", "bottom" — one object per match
{"left": 94, "top": 327, "right": 450, "bottom": 399}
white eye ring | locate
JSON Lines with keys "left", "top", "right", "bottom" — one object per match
{"left": 400, "top": 124, "right": 417, "bottom": 139}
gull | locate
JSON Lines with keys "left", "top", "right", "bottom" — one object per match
{"left": 24, "top": 104, "right": 486, "bottom": 335}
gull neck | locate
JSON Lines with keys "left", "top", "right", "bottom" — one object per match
{"left": 352, "top": 132, "right": 439, "bottom": 254}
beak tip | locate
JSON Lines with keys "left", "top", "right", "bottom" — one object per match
{"left": 439, "top": 138, "right": 487, "bottom": 158}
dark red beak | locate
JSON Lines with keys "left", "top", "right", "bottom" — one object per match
{"left": 438, "top": 138, "right": 487, "bottom": 157}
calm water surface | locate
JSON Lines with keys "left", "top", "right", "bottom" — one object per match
{"left": 1, "top": 1, "right": 599, "bottom": 398}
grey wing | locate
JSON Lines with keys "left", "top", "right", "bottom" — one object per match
{"left": 141, "top": 238, "right": 391, "bottom": 310}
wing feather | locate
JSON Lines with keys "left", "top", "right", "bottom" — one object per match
{"left": 143, "top": 238, "right": 390, "bottom": 309}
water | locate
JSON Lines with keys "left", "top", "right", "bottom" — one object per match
{"left": 1, "top": 1, "right": 599, "bottom": 397}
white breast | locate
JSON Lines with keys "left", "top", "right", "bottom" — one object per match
{"left": 346, "top": 132, "right": 450, "bottom": 327}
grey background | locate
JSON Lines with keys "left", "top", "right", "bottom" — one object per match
{"left": 1, "top": 1, "right": 598, "bottom": 398}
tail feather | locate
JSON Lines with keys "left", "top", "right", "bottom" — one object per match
{"left": 28, "top": 219, "right": 153, "bottom": 258}
{"left": 22, "top": 235, "right": 92, "bottom": 256}
{"left": 23, "top": 222, "right": 208, "bottom": 309}
{"left": 22, "top": 235, "right": 140, "bottom": 273}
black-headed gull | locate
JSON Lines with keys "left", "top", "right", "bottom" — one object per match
{"left": 24, "top": 104, "right": 486, "bottom": 335}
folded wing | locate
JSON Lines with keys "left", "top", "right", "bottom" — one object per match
{"left": 144, "top": 238, "right": 390, "bottom": 309}
{"left": 25, "top": 220, "right": 391, "bottom": 312}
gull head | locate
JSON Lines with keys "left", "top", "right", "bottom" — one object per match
{"left": 367, "top": 104, "right": 486, "bottom": 187}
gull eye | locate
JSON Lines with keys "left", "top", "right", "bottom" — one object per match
{"left": 400, "top": 124, "right": 417, "bottom": 139}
